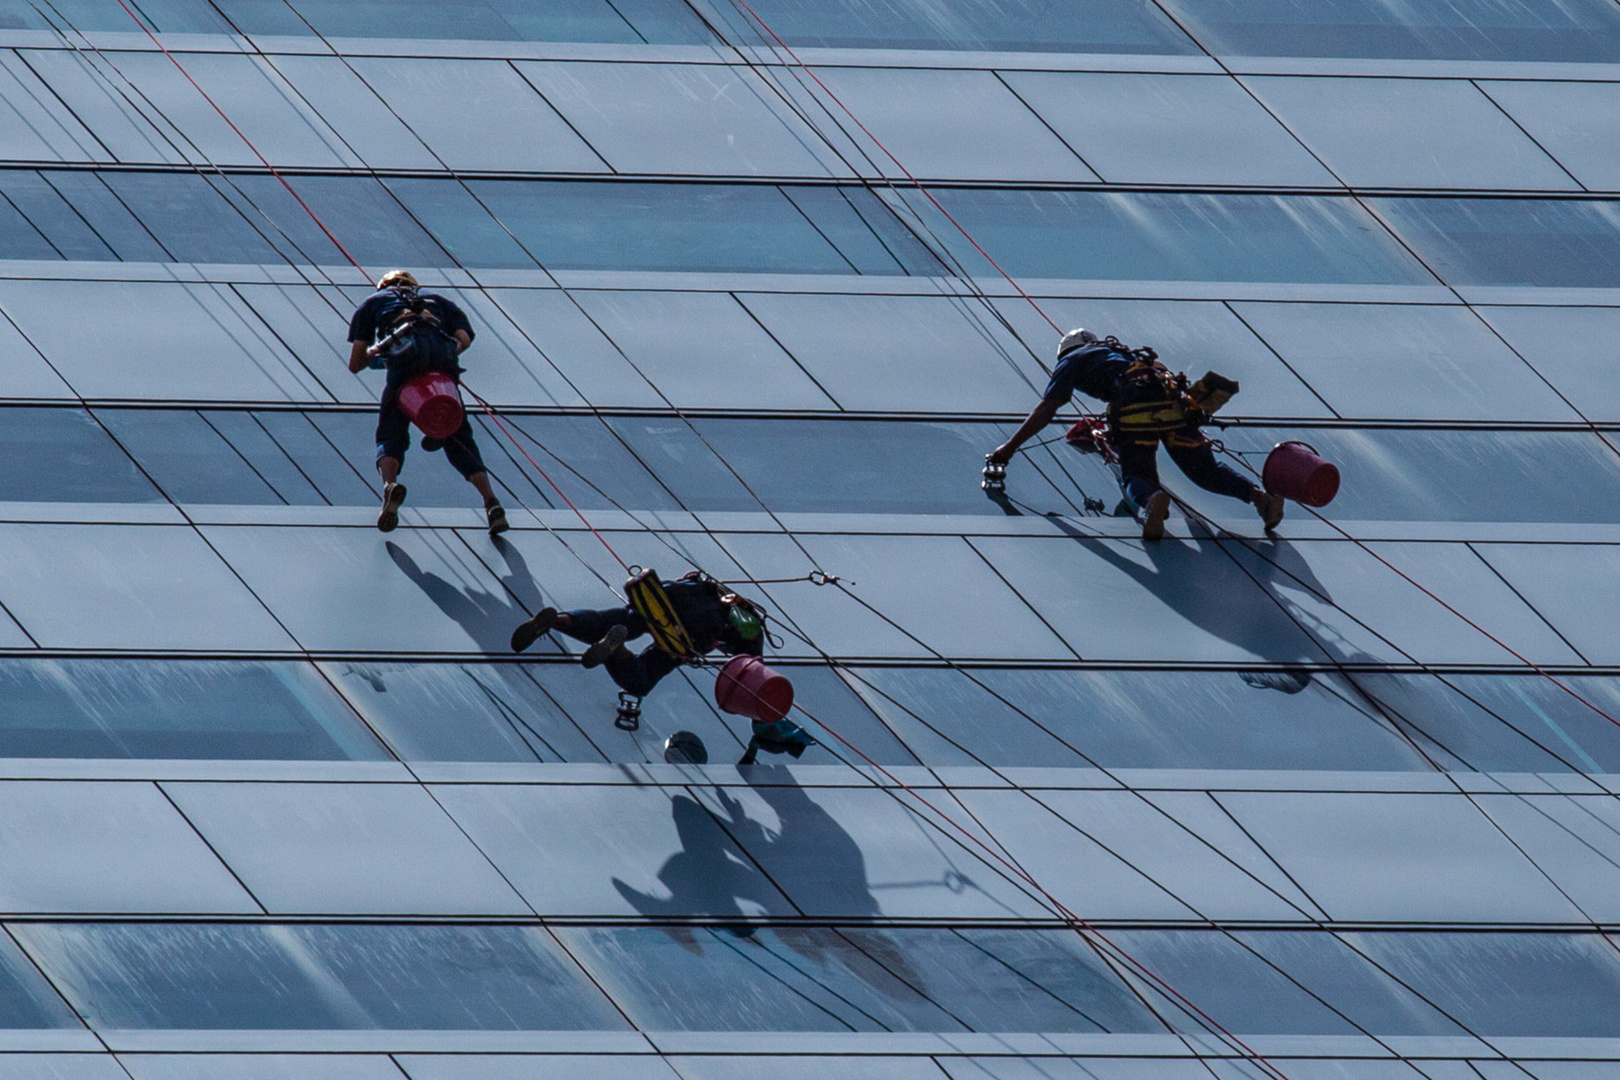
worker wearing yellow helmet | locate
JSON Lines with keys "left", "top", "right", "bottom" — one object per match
{"left": 345, "top": 270, "right": 507, "bottom": 535}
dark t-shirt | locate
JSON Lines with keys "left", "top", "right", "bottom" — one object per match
{"left": 665, "top": 579, "right": 765, "bottom": 657}
{"left": 1041, "top": 344, "right": 1132, "bottom": 406}
{"left": 347, "top": 288, "right": 475, "bottom": 345}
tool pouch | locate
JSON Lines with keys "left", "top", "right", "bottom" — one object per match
{"left": 1187, "top": 371, "right": 1240, "bottom": 414}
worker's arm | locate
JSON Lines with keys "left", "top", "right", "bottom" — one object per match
{"left": 453, "top": 329, "right": 471, "bottom": 354}
{"left": 988, "top": 397, "right": 1061, "bottom": 466}
{"left": 347, "top": 340, "right": 372, "bottom": 374}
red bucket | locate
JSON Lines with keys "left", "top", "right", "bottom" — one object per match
{"left": 397, "top": 371, "right": 464, "bottom": 440}
{"left": 1263, "top": 441, "right": 1340, "bottom": 508}
{"left": 714, "top": 655, "right": 794, "bottom": 724}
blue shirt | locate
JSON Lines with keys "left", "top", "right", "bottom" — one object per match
{"left": 1042, "top": 344, "right": 1131, "bottom": 406}
{"left": 347, "top": 288, "right": 474, "bottom": 345}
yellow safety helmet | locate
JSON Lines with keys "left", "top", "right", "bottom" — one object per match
{"left": 377, "top": 269, "right": 418, "bottom": 290}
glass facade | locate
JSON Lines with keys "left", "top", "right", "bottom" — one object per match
{"left": 0, "top": 1, "right": 1615, "bottom": 1077}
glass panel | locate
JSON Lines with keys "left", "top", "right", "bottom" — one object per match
{"left": 39, "top": 172, "right": 168, "bottom": 263}
{"left": 1214, "top": 427, "right": 1620, "bottom": 525}
{"left": 0, "top": 408, "right": 161, "bottom": 503}
{"left": 0, "top": 658, "right": 388, "bottom": 761}
{"left": 1161, "top": 0, "right": 1620, "bottom": 61}
{"left": 321, "top": 661, "right": 605, "bottom": 763}
{"left": 555, "top": 925, "right": 1153, "bottom": 1032}
{"left": 920, "top": 191, "right": 1434, "bottom": 285}
{"left": 0, "top": 171, "right": 113, "bottom": 260}
{"left": 465, "top": 181, "right": 861, "bottom": 275}
{"left": 0, "top": 0, "right": 233, "bottom": 32}
{"left": 0, "top": 932, "right": 79, "bottom": 1029}
{"left": 781, "top": 186, "right": 945, "bottom": 276}
{"left": 0, "top": 183, "right": 59, "bottom": 260}
{"left": 19, "top": 923, "right": 623, "bottom": 1030}
{"left": 729, "top": 0, "right": 1198, "bottom": 54}
{"left": 215, "top": 0, "right": 715, "bottom": 44}
{"left": 1371, "top": 198, "right": 1620, "bottom": 289}
{"left": 98, "top": 173, "right": 281, "bottom": 265}
{"left": 93, "top": 409, "right": 281, "bottom": 505}
{"left": 854, "top": 667, "right": 1430, "bottom": 771}
{"left": 384, "top": 177, "right": 536, "bottom": 270}
{"left": 1348, "top": 932, "right": 1620, "bottom": 1037}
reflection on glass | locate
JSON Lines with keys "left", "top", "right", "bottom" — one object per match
{"left": 1372, "top": 198, "right": 1620, "bottom": 289}
{"left": 1216, "top": 427, "right": 1620, "bottom": 524}
{"left": 556, "top": 925, "right": 1155, "bottom": 1032}
{"left": 854, "top": 667, "right": 1427, "bottom": 771}
{"left": 1349, "top": 931, "right": 1620, "bottom": 1036}
{"left": 466, "top": 181, "right": 864, "bottom": 275}
{"left": 0, "top": 408, "right": 161, "bottom": 504}
{"left": 1162, "top": 0, "right": 1620, "bottom": 62}
{"left": 0, "top": 659, "right": 388, "bottom": 760}
{"left": 0, "top": 932, "right": 80, "bottom": 1029}
{"left": 732, "top": 0, "right": 1197, "bottom": 53}
{"left": 18, "top": 923, "right": 623, "bottom": 1030}
{"left": 921, "top": 190, "right": 1434, "bottom": 284}
{"left": 215, "top": 0, "right": 714, "bottom": 44}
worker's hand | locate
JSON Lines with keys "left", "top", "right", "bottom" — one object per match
{"left": 986, "top": 445, "right": 1015, "bottom": 467}
{"left": 365, "top": 344, "right": 381, "bottom": 358}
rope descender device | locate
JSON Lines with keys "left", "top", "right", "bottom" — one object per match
{"left": 981, "top": 454, "right": 1007, "bottom": 494}
{"left": 615, "top": 692, "right": 642, "bottom": 732}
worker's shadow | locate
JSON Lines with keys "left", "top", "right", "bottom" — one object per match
{"left": 613, "top": 768, "right": 876, "bottom": 935}
{"left": 387, "top": 537, "right": 557, "bottom": 655}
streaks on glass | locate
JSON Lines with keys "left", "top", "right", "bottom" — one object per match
{"left": 16, "top": 923, "right": 625, "bottom": 1030}
{"left": 1371, "top": 198, "right": 1620, "bottom": 289}
{"left": 0, "top": 407, "right": 161, "bottom": 503}
{"left": 919, "top": 190, "right": 1435, "bottom": 284}
{"left": 0, "top": 658, "right": 389, "bottom": 760}
{"left": 1161, "top": 0, "right": 1620, "bottom": 62}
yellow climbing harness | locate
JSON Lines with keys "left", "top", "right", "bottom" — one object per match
{"left": 624, "top": 568, "right": 699, "bottom": 660}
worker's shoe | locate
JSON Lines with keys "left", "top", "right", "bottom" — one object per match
{"left": 1255, "top": 490, "right": 1285, "bottom": 532}
{"left": 1141, "top": 491, "right": 1171, "bottom": 541}
{"left": 510, "top": 607, "right": 557, "bottom": 653}
{"left": 486, "top": 501, "right": 510, "bottom": 536}
{"left": 581, "top": 624, "right": 628, "bottom": 669}
{"left": 377, "top": 482, "right": 407, "bottom": 533}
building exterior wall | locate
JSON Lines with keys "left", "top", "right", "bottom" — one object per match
{"left": 0, "top": 1, "right": 1617, "bottom": 1077}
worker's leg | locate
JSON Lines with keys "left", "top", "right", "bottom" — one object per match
{"left": 1115, "top": 440, "right": 1173, "bottom": 539}
{"left": 605, "top": 642, "right": 681, "bottom": 697}
{"left": 442, "top": 422, "right": 508, "bottom": 535}
{"left": 552, "top": 606, "right": 648, "bottom": 646}
{"left": 374, "top": 390, "right": 411, "bottom": 531}
{"left": 1165, "top": 433, "right": 1284, "bottom": 530}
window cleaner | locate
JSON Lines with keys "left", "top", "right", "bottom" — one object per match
{"left": 988, "top": 328, "right": 1284, "bottom": 540}
{"left": 510, "top": 569, "right": 806, "bottom": 763}
{"left": 346, "top": 270, "right": 508, "bottom": 536}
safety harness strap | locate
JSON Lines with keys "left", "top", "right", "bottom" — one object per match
{"left": 624, "top": 568, "right": 700, "bottom": 660}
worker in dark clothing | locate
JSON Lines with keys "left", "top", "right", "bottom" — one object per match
{"left": 989, "top": 329, "right": 1284, "bottom": 540}
{"left": 347, "top": 270, "right": 508, "bottom": 535}
{"left": 509, "top": 571, "right": 765, "bottom": 697}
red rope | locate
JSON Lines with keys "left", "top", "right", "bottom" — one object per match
{"left": 731, "top": 0, "right": 1061, "bottom": 335}
{"left": 462, "top": 384, "right": 629, "bottom": 572}
{"left": 111, "top": 0, "right": 371, "bottom": 282}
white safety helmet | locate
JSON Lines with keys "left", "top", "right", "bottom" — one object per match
{"left": 1057, "top": 327, "right": 1099, "bottom": 357}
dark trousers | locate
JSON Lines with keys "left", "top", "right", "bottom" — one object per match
{"left": 559, "top": 606, "right": 682, "bottom": 697}
{"left": 375, "top": 354, "right": 486, "bottom": 479}
{"left": 1116, "top": 431, "right": 1255, "bottom": 512}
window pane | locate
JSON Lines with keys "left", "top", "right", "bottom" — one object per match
{"left": 0, "top": 0, "right": 233, "bottom": 32}
{"left": 556, "top": 925, "right": 1155, "bottom": 1032}
{"left": 1215, "top": 427, "right": 1620, "bottom": 525}
{"left": 93, "top": 409, "right": 280, "bottom": 505}
{"left": 1348, "top": 932, "right": 1620, "bottom": 1036}
{"left": 1162, "top": 0, "right": 1620, "bottom": 62}
{"left": 0, "top": 932, "right": 78, "bottom": 1029}
{"left": 466, "top": 181, "right": 859, "bottom": 275}
{"left": 99, "top": 173, "right": 282, "bottom": 265}
{"left": 0, "top": 408, "right": 160, "bottom": 503}
{"left": 1372, "top": 198, "right": 1620, "bottom": 288}
{"left": 923, "top": 191, "right": 1434, "bottom": 285}
{"left": 0, "top": 172, "right": 113, "bottom": 260}
{"left": 734, "top": 0, "right": 1198, "bottom": 54}
{"left": 19, "top": 923, "right": 623, "bottom": 1030}
{"left": 0, "top": 658, "right": 389, "bottom": 761}
{"left": 322, "top": 661, "right": 605, "bottom": 763}
{"left": 215, "top": 0, "right": 715, "bottom": 44}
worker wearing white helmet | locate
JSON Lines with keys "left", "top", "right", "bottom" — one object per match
{"left": 346, "top": 270, "right": 507, "bottom": 536}
{"left": 989, "top": 328, "right": 1282, "bottom": 540}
